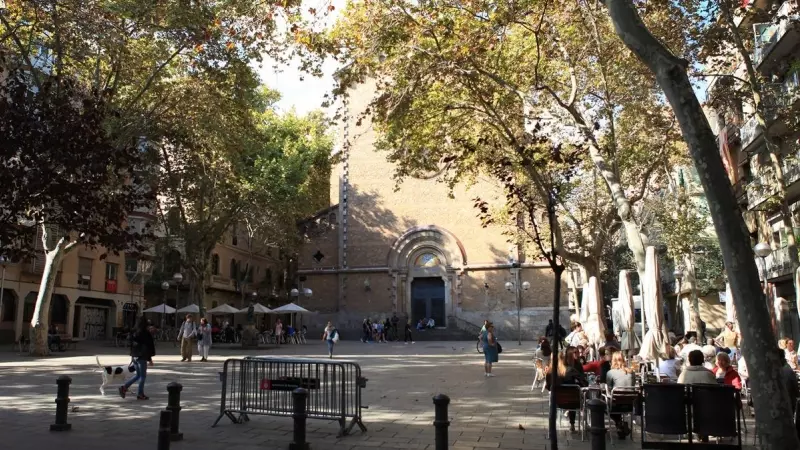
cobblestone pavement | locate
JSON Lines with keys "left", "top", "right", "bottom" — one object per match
{"left": 0, "top": 341, "right": 757, "bottom": 450}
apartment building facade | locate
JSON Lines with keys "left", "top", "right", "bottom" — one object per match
{"left": 704, "top": 0, "right": 800, "bottom": 335}
{"left": 0, "top": 226, "right": 152, "bottom": 344}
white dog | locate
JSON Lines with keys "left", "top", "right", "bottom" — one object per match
{"left": 96, "top": 356, "right": 135, "bottom": 395}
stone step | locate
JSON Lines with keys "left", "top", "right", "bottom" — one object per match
{"left": 335, "top": 326, "right": 477, "bottom": 342}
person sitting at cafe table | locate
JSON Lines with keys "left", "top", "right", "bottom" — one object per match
{"left": 712, "top": 352, "right": 742, "bottom": 389}
{"left": 605, "top": 352, "right": 634, "bottom": 439}
{"left": 582, "top": 346, "right": 610, "bottom": 380}
{"left": 678, "top": 349, "right": 716, "bottom": 385}
{"left": 657, "top": 344, "right": 681, "bottom": 381}
{"left": 545, "top": 352, "right": 586, "bottom": 432}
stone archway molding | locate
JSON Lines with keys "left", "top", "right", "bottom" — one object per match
{"left": 387, "top": 225, "right": 468, "bottom": 270}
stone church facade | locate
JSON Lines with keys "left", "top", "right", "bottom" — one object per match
{"left": 297, "top": 80, "right": 569, "bottom": 339}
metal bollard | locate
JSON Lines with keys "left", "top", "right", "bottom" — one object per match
{"left": 289, "top": 388, "right": 310, "bottom": 450}
{"left": 587, "top": 398, "right": 607, "bottom": 450}
{"left": 158, "top": 410, "right": 172, "bottom": 450}
{"left": 50, "top": 375, "right": 72, "bottom": 431}
{"left": 433, "top": 394, "right": 451, "bottom": 450}
{"left": 166, "top": 382, "right": 183, "bottom": 441}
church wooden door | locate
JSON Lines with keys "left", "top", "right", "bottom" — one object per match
{"left": 411, "top": 278, "right": 446, "bottom": 327}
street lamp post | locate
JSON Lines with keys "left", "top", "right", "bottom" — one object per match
{"left": 173, "top": 273, "right": 183, "bottom": 327}
{"left": 505, "top": 277, "right": 530, "bottom": 346}
{"left": 160, "top": 281, "right": 170, "bottom": 328}
{"left": 754, "top": 242, "right": 772, "bottom": 297}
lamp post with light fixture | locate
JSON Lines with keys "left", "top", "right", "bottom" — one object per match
{"left": 505, "top": 277, "right": 530, "bottom": 346}
{"left": 173, "top": 273, "right": 183, "bottom": 327}
{"left": 754, "top": 242, "right": 772, "bottom": 296}
{"left": 160, "top": 281, "right": 169, "bottom": 328}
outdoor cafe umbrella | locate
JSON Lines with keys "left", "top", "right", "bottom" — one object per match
{"left": 143, "top": 303, "right": 176, "bottom": 314}
{"left": 618, "top": 270, "right": 641, "bottom": 352}
{"left": 681, "top": 297, "right": 692, "bottom": 335}
{"left": 584, "top": 276, "right": 606, "bottom": 347}
{"left": 795, "top": 267, "right": 800, "bottom": 328}
{"left": 207, "top": 304, "right": 240, "bottom": 315}
{"left": 638, "top": 246, "right": 670, "bottom": 362}
{"left": 579, "top": 283, "right": 590, "bottom": 324}
{"left": 271, "top": 302, "right": 315, "bottom": 328}
{"left": 177, "top": 304, "right": 200, "bottom": 314}
{"left": 236, "top": 303, "right": 273, "bottom": 314}
{"left": 725, "top": 282, "right": 737, "bottom": 330}
{"left": 270, "top": 303, "right": 314, "bottom": 314}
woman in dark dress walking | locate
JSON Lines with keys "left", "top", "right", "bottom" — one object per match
{"left": 119, "top": 316, "right": 156, "bottom": 400}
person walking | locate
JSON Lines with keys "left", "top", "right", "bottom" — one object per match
{"left": 404, "top": 319, "right": 415, "bottom": 344}
{"left": 482, "top": 322, "right": 499, "bottom": 377}
{"left": 196, "top": 318, "right": 212, "bottom": 362}
{"left": 275, "top": 319, "right": 284, "bottom": 345}
{"left": 119, "top": 316, "right": 156, "bottom": 400}
{"left": 177, "top": 314, "right": 197, "bottom": 362}
{"left": 322, "top": 321, "right": 338, "bottom": 358}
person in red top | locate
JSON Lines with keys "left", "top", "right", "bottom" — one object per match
{"left": 582, "top": 347, "right": 608, "bottom": 377}
{"left": 712, "top": 352, "right": 742, "bottom": 390}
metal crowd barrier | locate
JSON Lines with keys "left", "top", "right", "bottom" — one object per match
{"left": 213, "top": 357, "right": 368, "bottom": 437}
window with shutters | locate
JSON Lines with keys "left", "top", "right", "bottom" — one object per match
{"left": 78, "top": 257, "right": 92, "bottom": 290}
{"left": 105, "top": 263, "right": 118, "bottom": 281}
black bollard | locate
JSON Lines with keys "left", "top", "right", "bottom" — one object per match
{"left": 587, "top": 398, "right": 607, "bottom": 450}
{"left": 50, "top": 375, "right": 72, "bottom": 431}
{"left": 289, "top": 388, "right": 310, "bottom": 450}
{"left": 433, "top": 394, "right": 451, "bottom": 450}
{"left": 158, "top": 410, "right": 172, "bottom": 450}
{"left": 166, "top": 382, "right": 183, "bottom": 441}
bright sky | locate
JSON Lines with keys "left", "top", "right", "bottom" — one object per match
{"left": 256, "top": 0, "right": 346, "bottom": 116}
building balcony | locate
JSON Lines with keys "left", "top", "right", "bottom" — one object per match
{"left": 753, "top": 0, "right": 800, "bottom": 73}
{"left": 741, "top": 115, "right": 761, "bottom": 149}
{"left": 732, "top": 179, "right": 749, "bottom": 205}
{"left": 746, "top": 168, "right": 777, "bottom": 208}
{"left": 759, "top": 246, "right": 795, "bottom": 280}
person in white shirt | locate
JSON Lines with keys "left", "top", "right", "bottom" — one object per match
{"left": 566, "top": 322, "right": 587, "bottom": 347}
{"left": 427, "top": 318, "right": 435, "bottom": 328}
{"left": 679, "top": 336, "right": 703, "bottom": 359}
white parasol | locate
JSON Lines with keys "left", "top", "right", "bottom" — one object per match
{"left": 579, "top": 283, "right": 590, "bottom": 324}
{"left": 724, "top": 282, "right": 737, "bottom": 327}
{"left": 618, "top": 270, "right": 641, "bottom": 351}
{"left": 681, "top": 297, "right": 692, "bottom": 335}
{"left": 638, "top": 246, "right": 670, "bottom": 361}
{"left": 584, "top": 276, "right": 607, "bottom": 346}
{"left": 236, "top": 303, "right": 273, "bottom": 314}
{"left": 143, "top": 303, "right": 176, "bottom": 314}
{"left": 270, "top": 303, "right": 315, "bottom": 314}
{"left": 177, "top": 304, "right": 200, "bottom": 314}
{"left": 207, "top": 304, "right": 240, "bottom": 314}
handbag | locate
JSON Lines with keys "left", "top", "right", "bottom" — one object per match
{"left": 497, "top": 342, "right": 503, "bottom": 354}
{"left": 128, "top": 357, "right": 136, "bottom": 372}
{"left": 332, "top": 330, "right": 340, "bottom": 343}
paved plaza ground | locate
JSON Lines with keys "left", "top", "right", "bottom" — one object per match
{"left": 0, "top": 340, "right": 757, "bottom": 450}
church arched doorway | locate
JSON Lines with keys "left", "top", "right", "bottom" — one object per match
{"left": 410, "top": 277, "right": 446, "bottom": 327}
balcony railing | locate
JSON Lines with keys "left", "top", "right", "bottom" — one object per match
{"left": 741, "top": 115, "right": 760, "bottom": 147}
{"left": 746, "top": 167, "right": 777, "bottom": 207}
{"left": 753, "top": 1, "right": 799, "bottom": 66}
{"left": 759, "top": 246, "right": 795, "bottom": 280}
